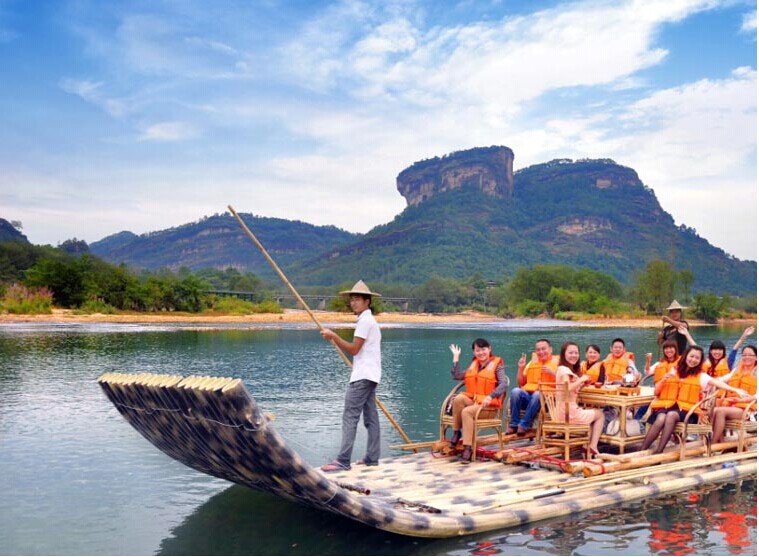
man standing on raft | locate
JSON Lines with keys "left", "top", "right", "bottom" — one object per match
{"left": 320, "top": 280, "right": 382, "bottom": 472}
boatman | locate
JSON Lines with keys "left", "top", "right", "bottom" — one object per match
{"left": 658, "top": 300, "right": 690, "bottom": 355}
{"left": 319, "top": 280, "right": 382, "bottom": 472}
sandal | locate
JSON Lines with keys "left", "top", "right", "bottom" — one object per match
{"left": 355, "top": 459, "right": 379, "bottom": 466}
{"left": 321, "top": 460, "right": 351, "bottom": 472}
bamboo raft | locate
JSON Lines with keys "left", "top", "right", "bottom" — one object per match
{"left": 98, "top": 372, "right": 757, "bottom": 538}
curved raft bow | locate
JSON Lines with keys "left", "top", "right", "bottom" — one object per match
{"left": 98, "top": 373, "right": 757, "bottom": 539}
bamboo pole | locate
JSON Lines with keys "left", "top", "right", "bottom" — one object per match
{"left": 228, "top": 205, "right": 414, "bottom": 447}
{"left": 504, "top": 446, "right": 562, "bottom": 464}
{"left": 467, "top": 450, "right": 756, "bottom": 515}
{"left": 581, "top": 440, "right": 749, "bottom": 477}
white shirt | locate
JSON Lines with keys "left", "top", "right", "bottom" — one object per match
{"left": 350, "top": 309, "right": 382, "bottom": 384}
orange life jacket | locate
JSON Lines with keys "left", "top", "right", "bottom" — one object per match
{"left": 464, "top": 356, "right": 504, "bottom": 408}
{"left": 650, "top": 370, "right": 680, "bottom": 410}
{"left": 580, "top": 360, "right": 604, "bottom": 383}
{"left": 522, "top": 355, "right": 559, "bottom": 393}
{"left": 719, "top": 365, "right": 757, "bottom": 409}
{"left": 603, "top": 351, "right": 635, "bottom": 383}
{"left": 653, "top": 357, "right": 679, "bottom": 382}
{"left": 651, "top": 372, "right": 703, "bottom": 412}
{"left": 703, "top": 358, "right": 730, "bottom": 377}
{"left": 674, "top": 373, "right": 703, "bottom": 412}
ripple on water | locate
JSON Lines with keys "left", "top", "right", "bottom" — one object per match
{"left": 0, "top": 325, "right": 755, "bottom": 555}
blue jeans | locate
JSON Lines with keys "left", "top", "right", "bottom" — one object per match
{"left": 509, "top": 387, "right": 541, "bottom": 429}
{"left": 634, "top": 403, "right": 650, "bottom": 420}
{"left": 336, "top": 379, "right": 380, "bottom": 466}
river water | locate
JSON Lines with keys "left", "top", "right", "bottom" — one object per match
{"left": 0, "top": 321, "right": 755, "bottom": 555}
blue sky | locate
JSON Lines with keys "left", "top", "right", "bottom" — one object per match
{"left": 0, "top": 0, "right": 756, "bottom": 261}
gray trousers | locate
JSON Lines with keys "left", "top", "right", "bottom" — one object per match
{"left": 336, "top": 379, "right": 380, "bottom": 466}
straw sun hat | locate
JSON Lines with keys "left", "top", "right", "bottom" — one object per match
{"left": 666, "top": 300, "right": 687, "bottom": 311}
{"left": 340, "top": 280, "right": 382, "bottom": 297}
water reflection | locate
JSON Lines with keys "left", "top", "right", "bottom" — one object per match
{"left": 1, "top": 324, "right": 755, "bottom": 555}
{"left": 157, "top": 480, "right": 756, "bottom": 556}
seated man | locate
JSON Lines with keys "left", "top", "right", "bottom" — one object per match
{"left": 507, "top": 338, "right": 558, "bottom": 435}
{"left": 603, "top": 338, "right": 640, "bottom": 385}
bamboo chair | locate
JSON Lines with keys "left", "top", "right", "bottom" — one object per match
{"left": 672, "top": 392, "right": 718, "bottom": 460}
{"left": 439, "top": 381, "right": 508, "bottom": 458}
{"left": 504, "top": 402, "right": 539, "bottom": 439}
{"left": 724, "top": 399, "right": 757, "bottom": 452}
{"left": 471, "top": 390, "right": 508, "bottom": 458}
{"left": 538, "top": 381, "right": 591, "bottom": 461}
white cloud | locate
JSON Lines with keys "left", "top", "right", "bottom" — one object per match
{"left": 608, "top": 67, "right": 756, "bottom": 259}
{"left": 59, "top": 78, "right": 128, "bottom": 116}
{"left": 741, "top": 10, "right": 757, "bottom": 33}
{"left": 138, "top": 121, "right": 199, "bottom": 142}
{"left": 5, "top": 0, "right": 755, "bottom": 261}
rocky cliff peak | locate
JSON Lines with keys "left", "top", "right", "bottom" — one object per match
{"left": 396, "top": 145, "right": 514, "bottom": 206}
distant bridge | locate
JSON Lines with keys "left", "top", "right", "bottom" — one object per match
{"left": 205, "top": 290, "right": 416, "bottom": 311}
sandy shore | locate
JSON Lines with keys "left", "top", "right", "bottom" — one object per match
{"left": 1, "top": 308, "right": 754, "bottom": 328}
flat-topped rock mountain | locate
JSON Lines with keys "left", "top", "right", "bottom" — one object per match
{"left": 84, "top": 150, "right": 755, "bottom": 295}
{"left": 397, "top": 146, "right": 514, "bottom": 206}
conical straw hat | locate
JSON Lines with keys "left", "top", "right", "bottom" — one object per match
{"left": 666, "top": 300, "right": 686, "bottom": 311}
{"left": 339, "top": 280, "right": 381, "bottom": 297}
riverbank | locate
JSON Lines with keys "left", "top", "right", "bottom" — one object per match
{"left": 0, "top": 308, "right": 754, "bottom": 328}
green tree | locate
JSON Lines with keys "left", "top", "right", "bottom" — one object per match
{"left": 414, "top": 276, "right": 470, "bottom": 312}
{"left": 58, "top": 238, "right": 90, "bottom": 255}
{"left": 24, "top": 255, "right": 98, "bottom": 307}
{"left": 676, "top": 269, "right": 694, "bottom": 304}
{"left": 634, "top": 260, "right": 675, "bottom": 314}
{"left": 692, "top": 292, "right": 727, "bottom": 323}
{"left": 173, "top": 275, "right": 209, "bottom": 312}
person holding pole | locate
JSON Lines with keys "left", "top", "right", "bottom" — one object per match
{"left": 319, "top": 280, "right": 383, "bottom": 472}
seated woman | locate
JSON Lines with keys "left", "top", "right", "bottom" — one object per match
{"left": 712, "top": 345, "right": 757, "bottom": 444}
{"left": 555, "top": 341, "right": 605, "bottom": 456}
{"left": 700, "top": 326, "right": 754, "bottom": 377}
{"left": 449, "top": 338, "right": 509, "bottom": 462}
{"left": 580, "top": 344, "right": 606, "bottom": 384}
{"left": 639, "top": 346, "right": 748, "bottom": 454}
{"left": 635, "top": 340, "right": 680, "bottom": 419}
{"left": 703, "top": 340, "right": 731, "bottom": 378}
{"left": 726, "top": 326, "right": 756, "bottom": 369}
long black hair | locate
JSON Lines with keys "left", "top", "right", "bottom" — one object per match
{"left": 559, "top": 341, "right": 581, "bottom": 374}
{"left": 677, "top": 346, "right": 704, "bottom": 378}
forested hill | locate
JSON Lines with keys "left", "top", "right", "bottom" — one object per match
{"left": 89, "top": 214, "right": 360, "bottom": 279}
{"left": 0, "top": 218, "right": 28, "bottom": 243}
{"left": 291, "top": 159, "right": 755, "bottom": 294}
{"left": 86, "top": 155, "right": 755, "bottom": 295}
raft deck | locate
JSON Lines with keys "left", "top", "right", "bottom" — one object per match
{"left": 97, "top": 373, "right": 757, "bottom": 538}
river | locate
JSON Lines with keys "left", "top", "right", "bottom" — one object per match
{"left": 0, "top": 321, "right": 755, "bottom": 555}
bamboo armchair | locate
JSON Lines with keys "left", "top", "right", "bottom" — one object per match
{"left": 538, "top": 382, "right": 591, "bottom": 461}
{"left": 439, "top": 381, "right": 508, "bottom": 459}
{"left": 672, "top": 392, "right": 718, "bottom": 460}
{"left": 724, "top": 399, "right": 757, "bottom": 452}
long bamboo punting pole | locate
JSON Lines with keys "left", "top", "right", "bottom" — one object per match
{"left": 228, "top": 205, "right": 414, "bottom": 447}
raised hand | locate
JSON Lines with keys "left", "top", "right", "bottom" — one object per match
{"left": 449, "top": 344, "right": 461, "bottom": 362}
{"left": 518, "top": 353, "right": 527, "bottom": 369}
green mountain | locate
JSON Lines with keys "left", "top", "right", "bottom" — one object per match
{"left": 89, "top": 213, "right": 360, "bottom": 280}
{"left": 87, "top": 150, "right": 756, "bottom": 295}
{"left": 292, "top": 157, "right": 755, "bottom": 294}
{"left": 0, "top": 218, "right": 28, "bottom": 243}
